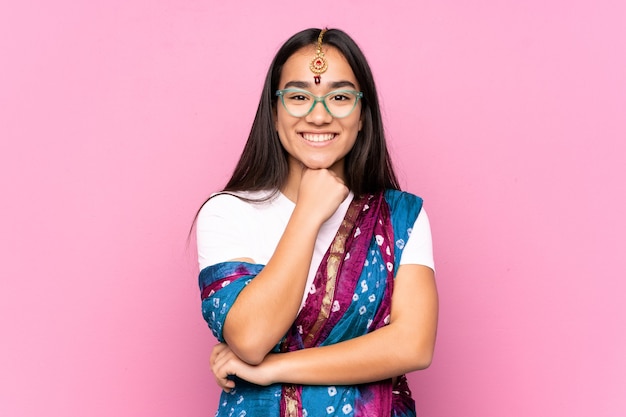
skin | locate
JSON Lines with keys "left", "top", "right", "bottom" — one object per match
{"left": 210, "top": 45, "right": 438, "bottom": 392}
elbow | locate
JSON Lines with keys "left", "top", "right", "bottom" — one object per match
{"left": 224, "top": 335, "right": 271, "bottom": 365}
{"left": 405, "top": 344, "right": 435, "bottom": 371}
{"left": 413, "top": 352, "right": 434, "bottom": 370}
{"left": 234, "top": 347, "right": 267, "bottom": 366}
{"left": 402, "top": 327, "right": 437, "bottom": 371}
{"left": 223, "top": 321, "right": 277, "bottom": 365}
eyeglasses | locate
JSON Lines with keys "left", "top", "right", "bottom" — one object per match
{"left": 275, "top": 88, "right": 364, "bottom": 118}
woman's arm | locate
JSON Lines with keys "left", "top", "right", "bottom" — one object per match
{"left": 211, "top": 264, "right": 438, "bottom": 389}
{"left": 220, "top": 169, "right": 349, "bottom": 365}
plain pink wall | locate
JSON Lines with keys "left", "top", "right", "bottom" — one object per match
{"left": 1, "top": 1, "right": 624, "bottom": 416}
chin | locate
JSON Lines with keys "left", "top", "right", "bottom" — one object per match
{"left": 303, "top": 161, "right": 333, "bottom": 170}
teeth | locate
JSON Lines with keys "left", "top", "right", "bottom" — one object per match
{"left": 302, "top": 133, "right": 335, "bottom": 142}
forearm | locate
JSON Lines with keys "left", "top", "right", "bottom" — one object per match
{"left": 265, "top": 323, "right": 435, "bottom": 386}
{"left": 265, "top": 265, "right": 438, "bottom": 385}
{"left": 211, "top": 266, "right": 438, "bottom": 390}
{"left": 223, "top": 206, "right": 323, "bottom": 364}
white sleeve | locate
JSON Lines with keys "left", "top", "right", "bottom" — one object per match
{"left": 196, "top": 194, "right": 256, "bottom": 270}
{"left": 399, "top": 207, "right": 435, "bottom": 271}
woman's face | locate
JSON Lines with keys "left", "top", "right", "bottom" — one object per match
{"left": 275, "top": 45, "right": 363, "bottom": 180}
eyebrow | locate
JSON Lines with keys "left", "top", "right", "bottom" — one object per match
{"left": 283, "top": 80, "right": 358, "bottom": 90}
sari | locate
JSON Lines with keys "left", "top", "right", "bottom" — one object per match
{"left": 199, "top": 190, "right": 423, "bottom": 417}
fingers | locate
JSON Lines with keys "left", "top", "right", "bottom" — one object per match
{"left": 210, "top": 343, "right": 237, "bottom": 392}
{"left": 297, "top": 169, "right": 349, "bottom": 222}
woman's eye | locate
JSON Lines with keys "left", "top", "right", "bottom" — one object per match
{"left": 331, "top": 94, "right": 352, "bottom": 102}
{"left": 287, "top": 94, "right": 310, "bottom": 101}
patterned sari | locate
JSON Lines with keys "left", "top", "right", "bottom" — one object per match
{"left": 200, "top": 190, "right": 423, "bottom": 417}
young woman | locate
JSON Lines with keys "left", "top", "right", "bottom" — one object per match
{"left": 197, "top": 28, "right": 438, "bottom": 417}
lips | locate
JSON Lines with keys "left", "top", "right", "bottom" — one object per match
{"left": 300, "top": 132, "right": 336, "bottom": 142}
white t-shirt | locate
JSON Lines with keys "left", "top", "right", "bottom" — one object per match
{"left": 197, "top": 192, "right": 435, "bottom": 302}
{"left": 197, "top": 190, "right": 434, "bottom": 306}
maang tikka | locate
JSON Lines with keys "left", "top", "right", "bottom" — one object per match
{"left": 310, "top": 29, "right": 328, "bottom": 85}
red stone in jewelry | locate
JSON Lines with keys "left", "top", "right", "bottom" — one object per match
{"left": 314, "top": 75, "right": 321, "bottom": 84}
{"left": 309, "top": 54, "right": 328, "bottom": 75}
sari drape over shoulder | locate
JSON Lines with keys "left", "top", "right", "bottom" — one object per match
{"left": 199, "top": 190, "right": 423, "bottom": 417}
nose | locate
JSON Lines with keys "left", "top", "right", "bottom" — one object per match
{"left": 305, "top": 99, "right": 332, "bottom": 125}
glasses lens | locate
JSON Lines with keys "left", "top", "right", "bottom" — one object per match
{"left": 325, "top": 91, "right": 359, "bottom": 118}
{"left": 281, "top": 90, "right": 315, "bottom": 117}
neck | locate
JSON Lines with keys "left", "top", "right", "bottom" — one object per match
{"left": 280, "top": 174, "right": 299, "bottom": 203}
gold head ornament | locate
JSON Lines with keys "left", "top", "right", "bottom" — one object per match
{"left": 310, "top": 29, "right": 328, "bottom": 84}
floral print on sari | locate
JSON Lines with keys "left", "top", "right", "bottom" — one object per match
{"left": 200, "top": 190, "right": 423, "bottom": 417}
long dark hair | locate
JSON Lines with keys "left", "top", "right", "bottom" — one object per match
{"left": 223, "top": 28, "right": 400, "bottom": 197}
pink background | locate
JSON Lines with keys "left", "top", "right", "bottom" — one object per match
{"left": 1, "top": 1, "right": 625, "bottom": 416}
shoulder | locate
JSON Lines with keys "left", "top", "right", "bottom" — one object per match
{"left": 383, "top": 190, "right": 434, "bottom": 271}
{"left": 196, "top": 190, "right": 277, "bottom": 270}
{"left": 200, "top": 192, "right": 249, "bottom": 212}
{"left": 198, "top": 190, "right": 276, "bottom": 220}
{"left": 384, "top": 189, "right": 424, "bottom": 218}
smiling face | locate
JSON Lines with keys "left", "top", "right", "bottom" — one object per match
{"left": 275, "top": 45, "right": 363, "bottom": 182}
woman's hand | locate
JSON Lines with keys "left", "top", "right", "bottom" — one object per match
{"left": 210, "top": 343, "right": 277, "bottom": 392}
{"left": 296, "top": 167, "right": 349, "bottom": 224}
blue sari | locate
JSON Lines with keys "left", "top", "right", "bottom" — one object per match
{"left": 200, "top": 190, "right": 423, "bottom": 417}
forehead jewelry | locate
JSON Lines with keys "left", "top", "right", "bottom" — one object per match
{"left": 310, "top": 29, "right": 328, "bottom": 85}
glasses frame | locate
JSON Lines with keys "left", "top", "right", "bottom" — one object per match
{"left": 275, "top": 88, "right": 364, "bottom": 119}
